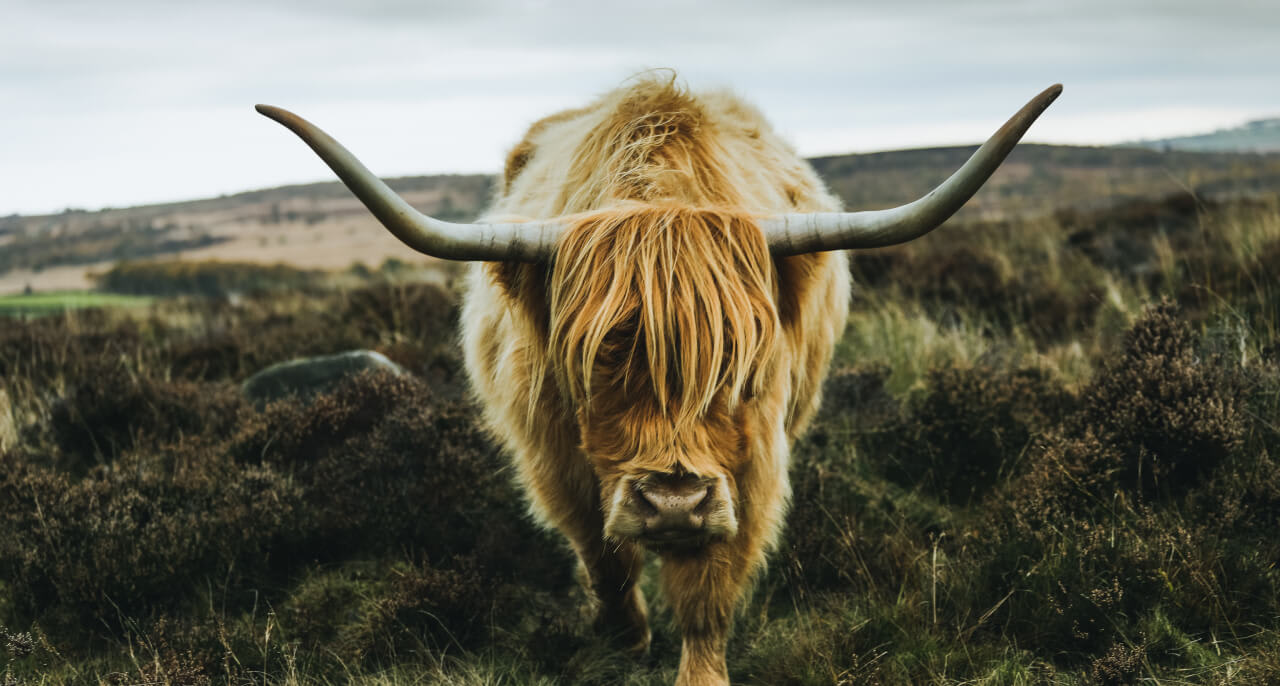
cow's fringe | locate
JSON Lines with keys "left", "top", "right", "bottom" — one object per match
{"left": 547, "top": 203, "right": 780, "bottom": 433}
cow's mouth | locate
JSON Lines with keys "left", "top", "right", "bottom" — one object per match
{"left": 637, "top": 529, "right": 712, "bottom": 551}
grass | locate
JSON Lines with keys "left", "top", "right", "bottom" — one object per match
{"left": 1, "top": 191, "right": 1279, "bottom": 685}
{"left": 0, "top": 291, "right": 153, "bottom": 318}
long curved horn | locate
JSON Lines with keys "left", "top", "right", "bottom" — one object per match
{"left": 255, "top": 105, "right": 563, "bottom": 262}
{"left": 761, "top": 84, "right": 1062, "bottom": 255}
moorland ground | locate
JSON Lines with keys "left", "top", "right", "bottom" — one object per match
{"left": 1, "top": 153, "right": 1279, "bottom": 684}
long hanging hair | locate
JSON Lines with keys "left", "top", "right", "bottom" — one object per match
{"left": 548, "top": 204, "right": 781, "bottom": 434}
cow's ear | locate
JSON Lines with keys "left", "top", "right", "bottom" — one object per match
{"left": 486, "top": 261, "right": 551, "bottom": 336}
{"left": 503, "top": 140, "right": 535, "bottom": 195}
{"left": 772, "top": 253, "right": 825, "bottom": 327}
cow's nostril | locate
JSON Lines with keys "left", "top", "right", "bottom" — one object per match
{"left": 692, "top": 486, "right": 714, "bottom": 513}
{"left": 686, "top": 486, "right": 709, "bottom": 511}
{"left": 631, "top": 482, "right": 659, "bottom": 516}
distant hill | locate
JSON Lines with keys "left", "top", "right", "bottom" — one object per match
{"left": 0, "top": 175, "right": 493, "bottom": 293}
{"left": 810, "top": 143, "right": 1280, "bottom": 217}
{"left": 3, "top": 144, "right": 1279, "bottom": 294}
{"left": 1119, "top": 117, "right": 1280, "bottom": 153}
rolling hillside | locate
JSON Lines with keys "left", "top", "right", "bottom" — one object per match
{"left": 3, "top": 144, "right": 1279, "bottom": 294}
{"left": 1120, "top": 116, "right": 1280, "bottom": 153}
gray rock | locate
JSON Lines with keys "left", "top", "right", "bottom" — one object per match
{"left": 241, "top": 350, "right": 406, "bottom": 408}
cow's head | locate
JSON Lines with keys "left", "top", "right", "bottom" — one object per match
{"left": 547, "top": 205, "right": 785, "bottom": 550}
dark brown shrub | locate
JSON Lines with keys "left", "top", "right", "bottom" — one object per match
{"left": 1017, "top": 274, "right": 1103, "bottom": 344}
{"left": 976, "top": 303, "right": 1278, "bottom": 665}
{"left": 0, "top": 315, "right": 145, "bottom": 382}
{"left": 847, "top": 248, "right": 904, "bottom": 289}
{"left": 1005, "top": 431, "right": 1120, "bottom": 533}
{"left": 875, "top": 365, "right": 1073, "bottom": 505}
{"left": 340, "top": 557, "right": 511, "bottom": 660}
{"left": 1192, "top": 430, "right": 1280, "bottom": 537}
{"left": 778, "top": 450, "right": 938, "bottom": 597}
{"left": 1078, "top": 300, "right": 1247, "bottom": 497}
{"left": 1004, "top": 301, "right": 1256, "bottom": 533}
{"left": 860, "top": 246, "right": 1011, "bottom": 320}
{"left": 340, "top": 282, "right": 458, "bottom": 348}
{"left": 914, "top": 246, "right": 1008, "bottom": 312}
{"left": 1090, "top": 639, "right": 1146, "bottom": 686}
{"left": 166, "top": 334, "right": 246, "bottom": 381}
{"left": 226, "top": 371, "right": 568, "bottom": 585}
{"left": 1058, "top": 193, "right": 1202, "bottom": 273}
{"left": 816, "top": 364, "right": 898, "bottom": 429}
{"left": 48, "top": 359, "right": 244, "bottom": 472}
{"left": 0, "top": 458, "right": 301, "bottom": 623}
{"left": 230, "top": 311, "right": 369, "bottom": 375}
{"left": 849, "top": 243, "right": 1102, "bottom": 344}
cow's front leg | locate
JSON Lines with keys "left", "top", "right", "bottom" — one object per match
{"left": 577, "top": 536, "right": 649, "bottom": 653}
{"left": 516, "top": 449, "right": 650, "bottom": 653}
{"left": 659, "top": 544, "right": 754, "bottom": 686}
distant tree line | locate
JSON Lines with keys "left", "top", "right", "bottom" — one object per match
{"left": 0, "top": 222, "right": 228, "bottom": 274}
{"left": 96, "top": 260, "right": 325, "bottom": 297}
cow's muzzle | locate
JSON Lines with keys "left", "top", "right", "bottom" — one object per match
{"left": 605, "top": 472, "right": 738, "bottom": 549}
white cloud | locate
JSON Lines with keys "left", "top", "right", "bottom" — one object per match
{"left": 2, "top": 0, "right": 1278, "bottom": 214}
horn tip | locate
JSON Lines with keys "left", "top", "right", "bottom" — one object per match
{"left": 255, "top": 104, "right": 289, "bottom": 122}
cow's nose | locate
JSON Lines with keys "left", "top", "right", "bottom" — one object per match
{"left": 633, "top": 475, "right": 711, "bottom": 535}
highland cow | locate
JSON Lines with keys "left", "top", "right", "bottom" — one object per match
{"left": 258, "top": 74, "right": 1060, "bottom": 686}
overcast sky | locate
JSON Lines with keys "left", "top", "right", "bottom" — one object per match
{"left": 3, "top": 0, "right": 1277, "bottom": 216}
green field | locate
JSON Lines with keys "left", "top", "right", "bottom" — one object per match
{"left": 0, "top": 291, "right": 153, "bottom": 317}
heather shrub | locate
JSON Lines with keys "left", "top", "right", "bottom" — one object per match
{"left": 0, "top": 457, "right": 301, "bottom": 625}
{"left": 2, "top": 358, "right": 565, "bottom": 648}
{"left": 339, "top": 281, "right": 458, "bottom": 347}
{"left": 1057, "top": 193, "right": 1201, "bottom": 274}
{"left": 165, "top": 333, "right": 247, "bottom": 381}
{"left": 1078, "top": 299, "right": 1247, "bottom": 497}
{"left": 226, "top": 371, "right": 567, "bottom": 585}
{"left": 987, "top": 490, "right": 1277, "bottom": 659}
{"left": 909, "top": 246, "right": 1008, "bottom": 312}
{"left": 0, "top": 312, "right": 146, "bottom": 382}
{"left": 339, "top": 282, "right": 466, "bottom": 394}
{"left": 1194, "top": 365, "right": 1280, "bottom": 536}
{"left": 975, "top": 301, "right": 1274, "bottom": 663}
{"left": 1017, "top": 272, "right": 1103, "bottom": 343}
{"left": 873, "top": 365, "right": 1073, "bottom": 505}
{"left": 1004, "top": 301, "right": 1252, "bottom": 527}
{"left": 222, "top": 308, "right": 370, "bottom": 374}
{"left": 849, "top": 244, "right": 1102, "bottom": 344}
{"left": 149, "top": 282, "right": 463, "bottom": 388}
{"left": 48, "top": 358, "right": 244, "bottom": 471}
{"left": 1004, "top": 430, "right": 1119, "bottom": 532}
{"left": 1090, "top": 639, "right": 1147, "bottom": 686}
{"left": 334, "top": 556, "right": 533, "bottom": 662}
{"left": 815, "top": 364, "right": 897, "bottom": 429}
{"left": 778, "top": 435, "right": 942, "bottom": 598}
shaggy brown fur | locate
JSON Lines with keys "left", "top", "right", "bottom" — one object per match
{"left": 461, "top": 74, "right": 850, "bottom": 686}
